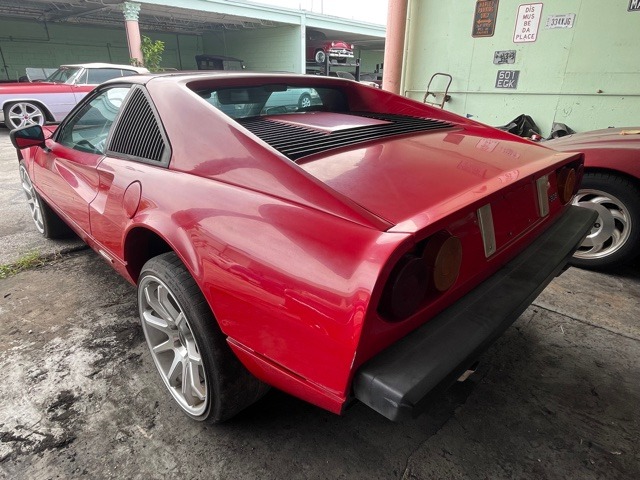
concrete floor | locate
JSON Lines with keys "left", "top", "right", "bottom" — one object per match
{"left": 0, "top": 128, "right": 639, "bottom": 479}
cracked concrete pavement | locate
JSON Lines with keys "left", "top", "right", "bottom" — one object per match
{"left": 0, "top": 128, "right": 639, "bottom": 479}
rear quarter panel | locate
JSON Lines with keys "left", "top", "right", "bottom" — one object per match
{"left": 115, "top": 165, "right": 407, "bottom": 399}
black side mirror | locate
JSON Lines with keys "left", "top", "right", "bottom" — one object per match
{"left": 9, "top": 124, "right": 46, "bottom": 150}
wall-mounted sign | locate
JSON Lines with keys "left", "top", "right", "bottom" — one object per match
{"left": 495, "top": 70, "right": 520, "bottom": 88}
{"left": 629, "top": 0, "right": 640, "bottom": 11}
{"left": 494, "top": 50, "right": 516, "bottom": 64}
{"left": 546, "top": 13, "right": 576, "bottom": 29}
{"left": 513, "top": 3, "right": 543, "bottom": 42}
{"left": 472, "top": 0, "right": 500, "bottom": 37}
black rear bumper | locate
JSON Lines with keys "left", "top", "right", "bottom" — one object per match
{"left": 353, "top": 206, "right": 597, "bottom": 421}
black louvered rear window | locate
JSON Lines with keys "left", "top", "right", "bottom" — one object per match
{"left": 237, "top": 113, "right": 454, "bottom": 161}
{"left": 109, "top": 88, "right": 168, "bottom": 164}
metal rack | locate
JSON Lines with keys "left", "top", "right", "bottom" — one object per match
{"left": 306, "top": 57, "right": 361, "bottom": 81}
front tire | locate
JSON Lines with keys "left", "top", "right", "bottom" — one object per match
{"left": 4, "top": 102, "right": 46, "bottom": 130}
{"left": 19, "top": 161, "right": 71, "bottom": 239}
{"left": 315, "top": 49, "right": 326, "bottom": 64}
{"left": 138, "top": 252, "right": 268, "bottom": 422}
{"left": 570, "top": 172, "right": 640, "bottom": 269}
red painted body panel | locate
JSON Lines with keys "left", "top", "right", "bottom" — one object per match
{"left": 546, "top": 128, "right": 640, "bottom": 180}
{"left": 33, "top": 140, "right": 102, "bottom": 233}
{"left": 18, "top": 72, "right": 587, "bottom": 415}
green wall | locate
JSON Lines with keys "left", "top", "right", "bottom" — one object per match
{"left": 203, "top": 26, "right": 302, "bottom": 73}
{"left": 0, "top": 18, "right": 203, "bottom": 80}
{"left": 403, "top": 0, "right": 640, "bottom": 135}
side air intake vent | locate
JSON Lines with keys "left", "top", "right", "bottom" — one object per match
{"left": 109, "top": 88, "right": 169, "bottom": 164}
{"left": 237, "top": 113, "right": 454, "bottom": 161}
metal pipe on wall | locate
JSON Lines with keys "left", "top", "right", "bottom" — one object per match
{"left": 382, "top": 0, "right": 408, "bottom": 94}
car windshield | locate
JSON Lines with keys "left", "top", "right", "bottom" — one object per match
{"left": 45, "top": 67, "right": 82, "bottom": 84}
{"left": 192, "top": 84, "right": 347, "bottom": 119}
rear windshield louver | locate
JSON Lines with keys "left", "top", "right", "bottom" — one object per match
{"left": 109, "top": 88, "right": 166, "bottom": 163}
{"left": 237, "top": 113, "right": 454, "bottom": 161}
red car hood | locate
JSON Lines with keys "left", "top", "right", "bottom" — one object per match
{"left": 545, "top": 127, "right": 640, "bottom": 152}
{"left": 298, "top": 127, "right": 573, "bottom": 232}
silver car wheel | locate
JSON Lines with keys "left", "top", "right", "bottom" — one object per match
{"left": 7, "top": 102, "right": 45, "bottom": 129}
{"left": 19, "top": 163, "right": 45, "bottom": 234}
{"left": 571, "top": 188, "right": 632, "bottom": 260}
{"left": 139, "top": 275, "right": 208, "bottom": 417}
{"left": 299, "top": 94, "right": 312, "bottom": 108}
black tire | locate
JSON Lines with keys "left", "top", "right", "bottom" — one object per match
{"left": 570, "top": 172, "right": 640, "bottom": 270}
{"left": 297, "top": 93, "right": 312, "bottom": 109}
{"left": 4, "top": 101, "right": 46, "bottom": 130}
{"left": 19, "top": 161, "right": 72, "bottom": 239}
{"left": 315, "top": 49, "right": 326, "bottom": 64}
{"left": 138, "top": 252, "right": 268, "bottom": 422}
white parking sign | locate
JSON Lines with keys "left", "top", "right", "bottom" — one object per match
{"left": 513, "top": 3, "right": 543, "bottom": 42}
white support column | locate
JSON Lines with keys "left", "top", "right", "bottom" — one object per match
{"left": 300, "top": 14, "right": 307, "bottom": 74}
{"left": 122, "top": 2, "right": 143, "bottom": 66}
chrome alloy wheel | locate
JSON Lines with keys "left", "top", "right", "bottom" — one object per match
{"left": 19, "top": 163, "right": 45, "bottom": 234}
{"left": 571, "top": 189, "right": 632, "bottom": 260}
{"left": 139, "top": 275, "right": 208, "bottom": 416}
{"left": 7, "top": 102, "right": 45, "bottom": 129}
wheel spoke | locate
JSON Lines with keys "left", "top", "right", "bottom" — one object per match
{"left": 167, "top": 355, "right": 183, "bottom": 387}
{"left": 141, "top": 309, "right": 173, "bottom": 336}
{"left": 144, "top": 284, "right": 176, "bottom": 326}
{"left": 152, "top": 339, "right": 174, "bottom": 354}
{"left": 611, "top": 209, "right": 629, "bottom": 228}
{"left": 181, "top": 355, "right": 205, "bottom": 403}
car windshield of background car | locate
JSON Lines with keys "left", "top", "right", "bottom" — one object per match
{"left": 45, "top": 67, "right": 83, "bottom": 84}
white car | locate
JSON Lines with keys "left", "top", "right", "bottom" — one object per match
{"left": 0, "top": 63, "right": 148, "bottom": 129}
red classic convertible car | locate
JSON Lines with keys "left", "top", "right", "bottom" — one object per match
{"left": 0, "top": 63, "right": 148, "bottom": 130}
{"left": 547, "top": 128, "right": 640, "bottom": 269}
{"left": 11, "top": 72, "right": 596, "bottom": 422}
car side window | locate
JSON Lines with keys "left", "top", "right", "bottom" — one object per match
{"left": 57, "top": 87, "right": 131, "bottom": 155}
{"left": 86, "top": 68, "right": 130, "bottom": 84}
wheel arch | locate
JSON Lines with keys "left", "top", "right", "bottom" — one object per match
{"left": 2, "top": 98, "right": 55, "bottom": 122}
{"left": 124, "top": 226, "right": 173, "bottom": 283}
{"left": 582, "top": 167, "right": 640, "bottom": 192}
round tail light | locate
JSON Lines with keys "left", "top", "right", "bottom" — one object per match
{"left": 423, "top": 234, "right": 462, "bottom": 292}
{"left": 557, "top": 167, "right": 577, "bottom": 204}
{"left": 380, "top": 254, "right": 428, "bottom": 320}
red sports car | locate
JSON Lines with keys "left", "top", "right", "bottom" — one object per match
{"left": 547, "top": 128, "right": 640, "bottom": 269}
{"left": 11, "top": 72, "right": 595, "bottom": 422}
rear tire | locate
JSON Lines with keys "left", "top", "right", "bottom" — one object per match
{"left": 570, "top": 172, "right": 640, "bottom": 270}
{"left": 298, "top": 93, "right": 312, "bottom": 109}
{"left": 19, "top": 161, "right": 72, "bottom": 239}
{"left": 138, "top": 252, "right": 268, "bottom": 422}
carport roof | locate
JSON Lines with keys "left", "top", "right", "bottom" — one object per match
{"left": 0, "top": 0, "right": 385, "bottom": 47}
